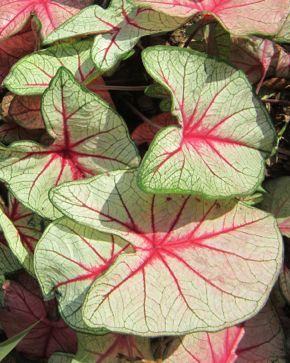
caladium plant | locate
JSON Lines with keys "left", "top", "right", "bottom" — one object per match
{"left": 0, "top": 193, "right": 43, "bottom": 274}
{"left": 0, "top": 0, "right": 94, "bottom": 41}
{"left": 0, "top": 0, "right": 289, "bottom": 361}
{"left": 0, "top": 273, "right": 77, "bottom": 359}
{"left": 0, "top": 67, "right": 138, "bottom": 219}
{"left": 134, "top": 0, "right": 289, "bottom": 36}
{"left": 47, "top": 169, "right": 282, "bottom": 335}
{"left": 43, "top": 0, "right": 185, "bottom": 72}
{"left": 138, "top": 46, "right": 275, "bottom": 198}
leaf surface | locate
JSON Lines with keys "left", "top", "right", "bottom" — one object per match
{"left": 139, "top": 46, "right": 275, "bottom": 198}
{"left": 0, "top": 194, "right": 42, "bottom": 274}
{"left": 0, "top": 321, "right": 40, "bottom": 361}
{"left": 163, "top": 326, "right": 244, "bottom": 362}
{"left": 49, "top": 354, "right": 73, "bottom": 363}
{"left": 199, "top": 24, "right": 290, "bottom": 87}
{"left": 35, "top": 218, "right": 132, "bottom": 332}
{"left": 44, "top": 0, "right": 185, "bottom": 72}
{"left": 0, "top": 28, "right": 35, "bottom": 87}
{"left": 0, "top": 0, "right": 93, "bottom": 41}
{"left": 0, "top": 276, "right": 77, "bottom": 359}
{"left": 4, "top": 40, "right": 101, "bottom": 96}
{"left": 236, "top": 303, "right": 286, "bottom": 362}
{"left": 0, "top": 121, "right": 43, "bottom": 145}
{"left": 0, "top": 224, "right": 21, "bottom": 275}
{"left": 9, "top": 96, "right": 44, "bottom": 129}
{"left": 0, "top": 68, "right": 139, "bottom": 219}
{"left": 50, "top": 169, "right": 282, "bottom": 336}
{"left": 132, "top": 113, "right": 177, "bottom": 145}
{"left": 74, "top": 333, "right": 153, "bottom": 362}
{"left": 134, "top": 0, "right": 289, "bottom": 36}
{"left": 280, "top": 265, "right": 290, "bottom": 305}
{"left": 259, "top": 177, "right": 290, "bottom": 237}
{"left": 275, "top": 14, "right": 290, "bottom": 43}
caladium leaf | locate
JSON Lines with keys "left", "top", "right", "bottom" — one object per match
{"left": 35, "top": 218, "right": 133, "bottom": 333}
{"left": 280, "top": 265, "right": 290, "bottom": 305}
{"left": 236, "top": 303, "right": 286, "bottom": 362}
{"left": 0, "top": 0, "right": 93, "bottom": 41}
{"left": 259, "top": 177, "right": 290, "bottom": 237}
{"left": 0, "top": 68, "right": 139, "bottom": 220}
{"left": 0, "top": 121, "right": 43, "bottom": 145}
{"left": 0, "top": 194, "right": 43, "bottom": 274}
{"left": 132, "top": 113, "right": 177, "bottom": 145}
{"left": 8, "top": 96, "right": 44, "bottom": 130}
{"left": 0, "top": 28, "right": 36, "bottom": 88}
{"left": 195, "top": 24, "right": 290, "bottom": 87}
{"left": 4, "top": 40, "right": 101, "bottom": 96}
{"left": 229, "top": 38, "right": 290, "bottom": 86}
{"left": 73, "top": 332, "right": 153, "bottom": 362}
{"left": 49, "top": 353, "right": 73, "bottom": 363}
{"left": 50, "top": 169, "right": 282, "bottom": 336}
{"left": 134, "top": 0, "right": 289, "bottom": 36}
{"left": 163, "top": 326, "right": 244, "bottom": 362}
{"left": 0, "top": 222, "right": 21, "bottom": 275}
{"left": 275, "top": 14, "right": 290, "bottom": 43}
{"left": 0, "top": 276, "right": 77, "bottom": 359}
{"left": 139, "top": 46, "right": 275, "bottom": 198}
{"left": 44, "top": 0, "right": 185, "bottom": 73}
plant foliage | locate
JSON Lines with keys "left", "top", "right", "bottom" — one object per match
{"left": 0, "top": 0, "right": 289, "bottom": 361}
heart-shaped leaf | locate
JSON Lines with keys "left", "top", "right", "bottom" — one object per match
{"left": 139, "top": 46, "right": 275, "bottom": 198}
{"left": 0, "top": 28, "right": 36, "bottom": 87}
{"left": 44, "top": 0, "right": 185, "bottom": 73}
{"left": 4, "top": 40, "right": 101, "bottom": 96}
{"left": 0, "top": 0, "right": 93, "bottom": 41}
{"left": 74, "top": 333, "right": 153, "bottom": 362}
{"left": 132, "top": 113, "right": 177, "bottom": 145}
{"left": 35, "top": 218, "right": 132, "bottom": 332}
{"left": 163, "top": 326, "right": 244, "bottom": 362}
{"left": 0, "top": 194, "right": 43, "bottom": 274}
{"left": 0, "top": 68, "right": 139, "bottom": 219}
{"left": 0, "top": 275, "right": 77, "bottom": 359}
{"left": 259, "top": 177, "right": 290, "bottom": 237}
{"left": 134, "top": 0, "right": 289, "bottom": 36}
{"left": 50, "top": 169, "right": 282, "bottom": 336}
{"left": 236, "top": 303, "right": 286, "bottom": 362}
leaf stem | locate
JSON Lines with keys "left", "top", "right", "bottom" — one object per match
{"left": 183, "top": 18, "right": 215, "bottom": 48}
{"left": 91, "top": 85, "right": 148, "bottom": 91}
{"left": 124, "top": 101, "right": 162, "bottom": 129}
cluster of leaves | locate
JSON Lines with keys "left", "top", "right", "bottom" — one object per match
{"left": 0, "top": 0, "right": 289, "bottom": 362}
